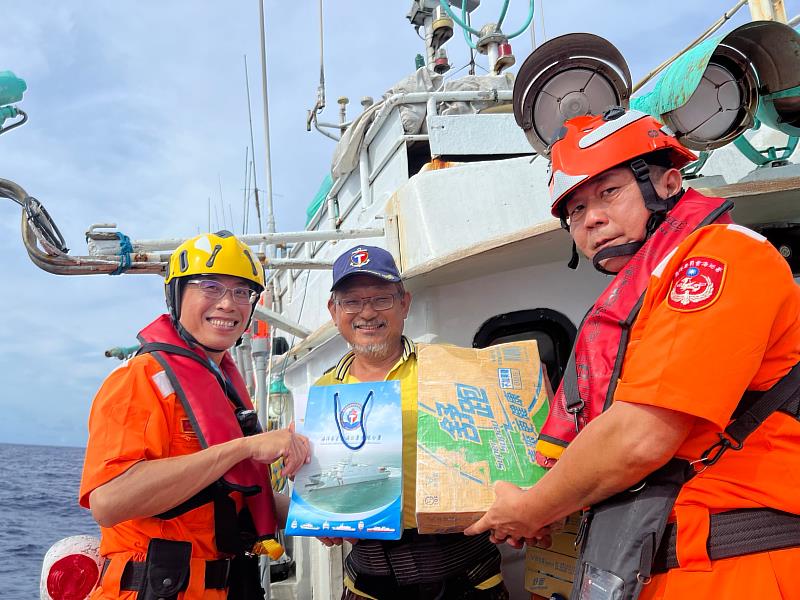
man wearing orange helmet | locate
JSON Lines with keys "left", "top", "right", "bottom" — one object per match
{"left": 80, "top": 231, "right": 310, "bottom": 600}
{"left": 467, "top": 106, "right": 800, "bottom": 600}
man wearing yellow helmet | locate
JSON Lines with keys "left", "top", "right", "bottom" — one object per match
{"left": 80, "top": 231, "right": 310, "bottom": 600}
{"left": 466, "top": 65, "right": 800, "bottom": 598}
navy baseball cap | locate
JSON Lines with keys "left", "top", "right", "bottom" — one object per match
{"left": 330, "top": 246, "right": 401, "bottom": 290}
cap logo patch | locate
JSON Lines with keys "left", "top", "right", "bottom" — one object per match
{"left": 668, "top": 256, "right": 726, "bottom": 312}
{"left": 350, "top": 249, "right": 370, "bottom": 268}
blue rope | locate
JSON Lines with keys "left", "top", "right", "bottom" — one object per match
{"left": 334, "top": 390, "right": 373, "bottom": 450}
{"left": 110, "top": 232, "right": 133, "bottom": 275}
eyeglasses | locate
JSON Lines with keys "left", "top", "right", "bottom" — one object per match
{"left": 334, "top": 293, "right": 399, "bottom": 314}
{"left": 186, "top": 279, "right": 259, "bottom": 305}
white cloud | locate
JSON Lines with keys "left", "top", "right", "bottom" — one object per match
{"left": 1, "top": 0, "right": 798, "bottom": 446}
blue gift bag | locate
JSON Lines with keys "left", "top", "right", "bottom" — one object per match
{"left": 285, "top": 380, "right": 403, "bottom": 540}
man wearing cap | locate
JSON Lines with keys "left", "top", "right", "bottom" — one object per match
{"left": 466, "top": 101, "right": 800, "bottom": 596}
{"left": 316, "top": 245, "right": 509, "bottom": 600}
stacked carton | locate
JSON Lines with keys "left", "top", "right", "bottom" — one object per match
{"left": 415, "top": 341, "right": 551, "bottom": 533}
{"left": 525, "top": 512, "right": 581, "bottom": 599}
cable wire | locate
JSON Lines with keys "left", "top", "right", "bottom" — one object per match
{"left": 505, "top": 0, "right": 535, "bottom": 40}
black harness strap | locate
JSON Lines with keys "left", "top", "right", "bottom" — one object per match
{"left": 696, "top": 362, "right": 800, "bottom": 470}
{"left": 726, "top": 363, "right": 800, "bottom": 446}
{"left": 562, "top": 348, "right": 585, "bottom": 433}
{"left": 653, "top": 509, "right": 800, "bottom": 573}
{"left": 114, "top": 557, "right": 231, "bottom": 591}
{"left": 652, "top": 363, "right": 800, "bottom": 573}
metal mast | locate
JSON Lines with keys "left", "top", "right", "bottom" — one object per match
{"left": 258, "top": 0, "right": 276, "bottom": 238}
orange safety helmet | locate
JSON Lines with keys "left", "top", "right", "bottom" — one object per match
{"left": 548, "top": 108, "right": 697, "bottom": 218}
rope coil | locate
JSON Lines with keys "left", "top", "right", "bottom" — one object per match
{"left": 110, "top": 232, "right": 133, "bottom": 275}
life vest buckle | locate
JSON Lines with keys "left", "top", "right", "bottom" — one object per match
{"left": 566, "top": 399, "right": 585, "bottom": 433}
{"left": 692, "top": 432, "right": 743, "bottom": 473}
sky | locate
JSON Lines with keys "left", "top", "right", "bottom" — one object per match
{"left": 1, "top": 1, "right": 798, "bottom": 447}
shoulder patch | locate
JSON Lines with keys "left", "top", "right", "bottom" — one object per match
{"left": 151, "top": 370, "right": 175, "bottom": 398}
{"left": 667, "top": 256, "right": 727, "bottom": 312}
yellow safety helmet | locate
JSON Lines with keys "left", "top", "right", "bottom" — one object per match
{"left": 165, "top": 230, "right": 265, "bottom": 323}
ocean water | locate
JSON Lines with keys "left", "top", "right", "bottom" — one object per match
{"left": 0, "top": 443, "right": 99, "bottom": 600}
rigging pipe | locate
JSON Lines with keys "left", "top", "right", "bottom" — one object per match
{"left": 359, "top": 147, "right": 372, "bottom": 208}
{"left": 253, "top": 304, "right": 312, "bottom": 338}
{"left": 267, "top": 258, "right": 333, "bottom": 270}
{"left": 2, "top": 179, "right": 348, "bottom": 276}
{"left": 327, "top": 193, "right": 338, "bottom": 229}
{"left": 104, "top": 345, "right": 140, "bottom": 360}
{"left": 129, "top": 228, "right": 384, "bottom": 252}
{"left": 239, "top": 333, "right": 257, "bottom": 396}
{"left": 313, "top": 118, "right": 341, "bottom": 141}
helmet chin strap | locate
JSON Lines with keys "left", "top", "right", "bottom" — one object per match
{"left": 175, "top": 321, "right": 229, "bottom": 354}
{"left": 591, "top": 241, "right": 645, "bottom": 274}
{"left": 590, "top": 159, "right": 684, "bottom": 276}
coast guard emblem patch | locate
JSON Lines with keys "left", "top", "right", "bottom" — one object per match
{"left": 350, "top": 248, "right": 370, "bottom": 268}
{"left": 339, "top": 403, "right": 362, "bottom": 430}
{"left": 668, "top": 256, "right": 727, "bottom": 312}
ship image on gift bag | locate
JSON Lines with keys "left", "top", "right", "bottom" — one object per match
{"left": 416, "top": 340, "right": 550, "bottom": 533}
{"left": 286, "top": 380, "right": 403, "bottom": 540}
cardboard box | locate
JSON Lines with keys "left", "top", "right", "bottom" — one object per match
{"left": 415, "top": 341, "right": 551, "bottom": 533}
{"left": 525, "top": 547, "right": 577, "bottom": 580}
{"left": 524, "top": 569, "right": 573, "bottom": 598}
{"left": 545, "top": 530, "right": 580, "bottom": 558}
{"left": 561, "top": 511, "right": 582, "bottom": 535}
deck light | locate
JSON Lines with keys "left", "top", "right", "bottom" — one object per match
{"left": 513, "top": 33, "right": 631, "bottom": 156}
{"left": 631, "top": 21, "right": 800, "bottom": 149}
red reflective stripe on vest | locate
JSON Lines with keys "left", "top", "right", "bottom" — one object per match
{"left": 138, "top": 315, "right": 277, "bottom": 537}
{"left": 536, "top": 190, "right": 733, "bottom": 466}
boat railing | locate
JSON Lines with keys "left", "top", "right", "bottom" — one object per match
{"left": 276, "top": 87, "right": 516, "bottom": 292}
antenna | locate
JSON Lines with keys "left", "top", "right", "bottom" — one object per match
{"left": 257, "top": 0, "right": 276, "bottom": 239}
{"left": 244, "top": 55, "right": 263, "bottom": 233}
{"left": 242, "top": 146, "right": 250, "bottom": 234}
{"left": 218, "top": 175, "right": 227, "bottom": 229}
